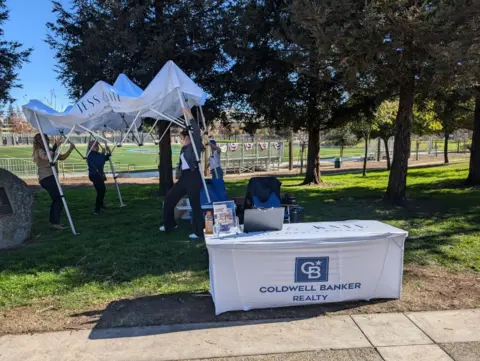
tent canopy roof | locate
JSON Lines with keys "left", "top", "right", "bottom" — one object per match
{"left": 22, "top": 61, "right": 207, "bottom": 135}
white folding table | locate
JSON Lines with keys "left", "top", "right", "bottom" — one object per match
{"left": 206, "top": 220, "right": 408, "bottom": 315}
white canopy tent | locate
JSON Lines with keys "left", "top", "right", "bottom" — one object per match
{"left": 23, "top": 61, "right": 210, "bottom": 235}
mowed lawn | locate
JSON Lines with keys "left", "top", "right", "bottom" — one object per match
{"left": 0, "top": 163, "right": 478, "bottom": 313}
{"left": 0, "top": 144, "right": 178, "bottom": 169}
{"left": 1, "top": 144, "right": 368, "bottom": 168}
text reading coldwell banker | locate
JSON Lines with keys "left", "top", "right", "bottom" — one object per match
{"left": 258, "top": 257, "right": 362, "bottom": 302}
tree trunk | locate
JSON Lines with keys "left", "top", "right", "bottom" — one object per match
{"left": 340, "top": 145, "right": 344, "bottom": 158}
{"left": 385, "top": 75, "right": 415, "bottom": 205}
{"left": 204, "top": 139, "right": 210, "bottom": 177}
{"left": 363, "top": 134, "right": 369, "bottom": 177}
{"left": 301, "top": 128, "right": 321, "bottom": 185}
{"left": 288, "top": 134, "right": 294, "bottom": 171}
{"left": 444, "top": 131, "right": 449, "bottom": 164}
{"left": 158, "top": 121, "right": 173, "bottom": 196}
{"left": 300, "top": 142, "right": 305, "bottom": 174}
{"left": 376, "top": 138, "right": 381, "bottom": 162}
{"left": 383, "top": 137, "right": 391, "bottom": 170}
{"left": 465, "top": 92, "right": 480, "bottom": 185}
{"left": 154, "top": 0, "right": 173, "bottom": 196}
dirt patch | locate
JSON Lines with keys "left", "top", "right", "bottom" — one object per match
{"left": 1, "top": 264, "right": 478, "bottom": 335}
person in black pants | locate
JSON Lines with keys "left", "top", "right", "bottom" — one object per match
{"left": 32, "top": 133, "right": 75, "bottom": 230}
{"left": 160, "top": 118, "right": 204, "bottom": 240}
{"left": 86, "top": 141, "right": 111, "bottom": 215}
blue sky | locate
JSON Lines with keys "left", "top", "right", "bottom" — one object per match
{"left": 3, "top": 0, "right": 71, "bottom": 110}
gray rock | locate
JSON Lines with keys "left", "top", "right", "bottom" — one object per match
{"left": 0, "top": 169, "right": 34, "bottom": 249}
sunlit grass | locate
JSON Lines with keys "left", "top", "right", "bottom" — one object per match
{"left": 0, "top": 162, "right": 478, "bottom": 312}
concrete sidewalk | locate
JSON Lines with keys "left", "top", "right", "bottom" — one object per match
{"left": 0, "top": 309, "right": 478, "bottom": 361}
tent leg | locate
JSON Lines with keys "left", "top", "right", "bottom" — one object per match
{"left": 109, "top": 159, "right": 125, "bottom": 207}
{"left": 199, "top": 106, "right": 207, "bottom": 130}
{"left": 34, "top": 113, "right": 78, "bottom": 235}
{"left": 177, "top": 89, "right": 211, "bottom": 203}
{"left": 102, "top": 128, "right": 125, "bottom": 208}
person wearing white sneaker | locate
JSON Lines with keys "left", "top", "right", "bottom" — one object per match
{"left": 160, "top": 119, "right": 204, "bottom": 240}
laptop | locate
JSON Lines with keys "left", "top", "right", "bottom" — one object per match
{"left": 243, "top": 207, "right": 285, "bottom": 233}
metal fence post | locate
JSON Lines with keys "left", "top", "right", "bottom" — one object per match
{"left": 267, "top": 142, "right": 271, "bottom": 170}
{"left": 241, "top": 142, "right": 244, "bottom": 174}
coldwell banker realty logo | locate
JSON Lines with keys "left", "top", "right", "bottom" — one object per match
{"left": 295, "top": 257, "right": 329, "bottom": 283}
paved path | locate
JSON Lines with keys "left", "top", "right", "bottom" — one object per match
{"left": 0, "top": 309, "right": 478, "bottom": 361}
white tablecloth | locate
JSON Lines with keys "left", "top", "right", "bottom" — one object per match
{"left": 206, "top": 220, "right": 408, "bottom": 315}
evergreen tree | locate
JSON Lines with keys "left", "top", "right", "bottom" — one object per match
{"left": 0, "top": 0, "right": 31, "bottom": 108}
{"left": 223, "top": 0, "right": 347, "bottom": 185}
{"left": 47, "top": 0, "right": 231, "bottom": 194}
{"left": 290, "top": 0, "right": 478, "bottom": 204}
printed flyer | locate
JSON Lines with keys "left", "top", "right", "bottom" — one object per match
{"left": 213, "top": 200, "right": 236, "bottom": 232}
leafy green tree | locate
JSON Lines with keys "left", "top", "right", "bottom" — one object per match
{"left": 290, "top": 0, "right": 477, "bottom": 205}
{"left": 223, "top": 0, "right": 348, "bottom": 185}
{"left": 0, "top": 0, "right": 31, "bottom": 108}
{"left": 47, "top": 0, "right": 231, "bottom": 195}
{"left": 352, "top": 118, "right": 373, "bottom": 177}
{"left": 415, "top": 94, "right": 472, "bottom": 163}
{"left": 371, "top": 100, "right": 397, "bottom": 170}
{"left": 326, "top": 127, "right": 357, "bottom": 158}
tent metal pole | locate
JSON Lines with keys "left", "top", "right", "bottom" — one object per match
{"left": 176, "top": 89, "right": 211, "bottom": 203}
{"left": 147, "top": 109, "right": 185, "bottom": 128}
{"left": 102, "top": 128, "right": 125, "bottom": 208}
{"left": 120, "top": 114, "right": 142, "bottom": 146}
{"left": 33, "top": 112, "right": 78, "bottom": 235}
{"left": 53, "top": 126, "right": 76, "bottom": 163}
{"left": 146, "top": 117, "right": 161, "bottom": 144}
{"left": 199, "top": 105, "right": 207, "bottom": 130}
{"left": 157, "top": 121, "right": 172, "bottom": 144}
{"left": 85, "top": 135, "right": 99, "bottom": 158}
{"left": 76, "top": 125, "right": 113, "bottom": 146}
{"left": 116, "top": 110, "right": 142, "bottom": 148}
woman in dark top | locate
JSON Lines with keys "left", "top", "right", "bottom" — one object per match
{"left": 86, "top": 140, "right": 111, "bottom": 215}
{"left": 160, "top": 118, "right": 204, "bottom": 240}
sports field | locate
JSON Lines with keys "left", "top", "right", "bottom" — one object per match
{"left": 0, "top": 143, "right": 367, "bottom": 170}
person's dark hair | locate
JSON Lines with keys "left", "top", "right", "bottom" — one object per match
{"left": 180, "top": 129, "right": 189, "bottom": 137}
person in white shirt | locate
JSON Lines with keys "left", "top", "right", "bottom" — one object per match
{"left": 208, "top": 140, "right": 223, "bottom": 179}
{"left": 160, "top": 121, "right": 204, "bottom": 240}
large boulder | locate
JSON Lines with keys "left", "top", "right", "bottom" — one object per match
{"left": 0, "top": 169, "right": 34, "bottom": 249}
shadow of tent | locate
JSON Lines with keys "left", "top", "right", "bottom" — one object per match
{"left": 82, "top": 292, "right": 392, "bottom": 340}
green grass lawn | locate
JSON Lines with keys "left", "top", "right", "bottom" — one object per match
{"left": 0, "top": 163, "right": 479, "bottom": 312}
{"left": 0, "top": 144, "right": 366, "bottom": 173}
{"left": 1, "top": 140, "right": 469, "bottom": 167}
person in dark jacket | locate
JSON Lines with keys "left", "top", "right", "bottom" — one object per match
{"left": 87, "top": 140, "right": 111, "bottom": 215}
{"left": 160, "top": 117, "right": 204, "bottom": 240}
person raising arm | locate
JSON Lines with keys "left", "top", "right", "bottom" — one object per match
{"left": 32, "top": 134, "right": 75, "bottom": 230}
{"left": 86, "top": 141, "right": 111, "bottom": 215}
{"left": 208, "top": 140, "right": 223, "bottom": 179}
{"left": 160, "top": 116, "right": 205, "bottom": 240}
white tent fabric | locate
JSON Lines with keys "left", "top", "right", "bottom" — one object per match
{"left": 22, "top": 61, "right": 207, "bottom": 134}
{"left": 79, "top": 74, "right": 142, "bottom": 132}
{"left": 22, "top": 60, "right": 210, "bottom": 235}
